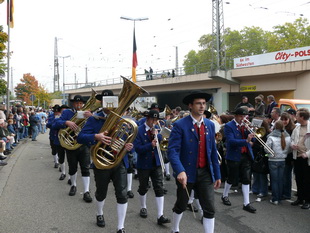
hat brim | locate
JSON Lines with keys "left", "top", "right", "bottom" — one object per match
{"left": 183, "top": 93, "right": 212, "bottom": 105}
{"left": 95, "top": 95, "right": 103, "bottom": 101}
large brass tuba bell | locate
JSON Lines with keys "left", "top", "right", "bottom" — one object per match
{"left": 58, "top": 89, "right": 101, "bottom": 150}
{"left": 91, "top": 76, "right": 148, "bottom": 170}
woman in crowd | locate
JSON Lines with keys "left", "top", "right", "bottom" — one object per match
{"left": 265, "top": 120, "right": 291, "bottom": 205}
{"left": 280, "top": 112, "right": 296, "bottom": 200}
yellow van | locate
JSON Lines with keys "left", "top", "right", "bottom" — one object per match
{"left": 278, "top": 99, "right": 310, "bottom": 112}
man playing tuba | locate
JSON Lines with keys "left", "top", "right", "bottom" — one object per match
{"left": 53, "top": 95, "right": 93, "bottom": 202}
{"left": 77, "top": 90, "right": 133, "bottom": 233}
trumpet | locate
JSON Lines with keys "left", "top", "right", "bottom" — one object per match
{"left": 241, "top": 118, "right": 274, "bottom": 157}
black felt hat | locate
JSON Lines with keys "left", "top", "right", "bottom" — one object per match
{"left": 60, "top": 104, "right": 70, "bottom": 109}
{"left": 70, "top": 95, "right": 86, "bottom": 102}
{"left": 182, "top": 91, "right": 212, "bottom": 105}
{"left": 95, "top": 90, "right": 114, "bottom": 100}
{"left": 144, "top": 109, "right": 161, "bottom": 119}
{"left": 52, "top": 104, "right": 61, "bottom": 112}
{"left": 148, "top": 103, "right": 160, "bottom": 110}
{"left": 233, "top": 107, "right": 249, "bottom": 115}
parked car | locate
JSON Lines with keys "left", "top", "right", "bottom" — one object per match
{"left": 278, "top": 99, "right": 310, "bottom": 112}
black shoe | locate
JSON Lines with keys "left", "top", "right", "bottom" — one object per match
{"left": 59, "top": 174, "right": 66, "bottom": 180}
{"left": 140, "top": 208, "right": 147, "bottom": 218}
{"left": 32, "top": 139, "right": 37, "bottom": 141}
{"left": 0, "top": 161, "right": 7, "bottom": 166}
{"left": 291, "top": 199, "right": 304, "bottom": 206}
{"left": 166, "top": 174, "right": 171, "bottom": 181}
{"left": 0, "top": 155, "right": 7, "bottom": 160}
{"left": 127, "top": 190, "right": 134, "bottom": 198}
{"left": 96, "top": 215, "right": 105, "bottom": 227}
{"left": 187, "top": 203, "right": 198, "bottom": 212}
{"left": 68, "top": 179, "right": 72, "bottom": 185}
{"left": 134, "top": 174, "right": 139, "bottom": 180}
{"left": 117, "top": 228, "right": 126, "bottom": 233}
{"left": 221, "top": 196, "right": 231, "bottom": 206}
{"left": 243, "top": 204, "right": 256, "bottom": 213}
{"left": 54, "top": 163, "right": 59, "bottom": 168}
{"left": 157, "top": 215, "right": 171, "bottom": 225}
{"left": 301, "top": 203, "right": 310, "bottom": 209}
{"left": 83, "top": 191, "right": 93, "bottom": 203}
{"left": 3, "top": 151, "right": 11, "bottom": 155}
{"left": 69, "top": 186, "right": 76, "bottom": 196}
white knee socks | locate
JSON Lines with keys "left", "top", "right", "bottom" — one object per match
{"left": 96, "top": 199, "right": 105, "bottom": 215}
{"left": 70, "top": 173, "right": 77, "bottom": 186}
{"left": 117, "top": 203, "right": 128, "bottom": 230}
{"left": 203, "top": 217, "right": 215, "bottom": 233}
{"left": 242, "top": 184, "right": 250, "bottom": 205}
{"left": 155, "top": 196, "right": 164, "bottom": 218}
{"left": 127, "top": 173, "right": 132, "bottom": 192}
{"left": 223, "top": 181, "right": 232, "bottom": 197}
{"left": 82, "top": 176, "right": 90, "bottom": 193}
{"left": 140, "top": 194, "right": 147, "bottom": 208}
{"left": 171, "top": 212, "right": 183, "bottom": 233}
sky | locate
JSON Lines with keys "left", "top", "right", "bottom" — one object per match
{"left": 1, "top": 0, "right": 310, "bottom": 93}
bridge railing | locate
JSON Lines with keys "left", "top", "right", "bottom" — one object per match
{"left": 65, "top": 62, "right": 212, "bottom": 90}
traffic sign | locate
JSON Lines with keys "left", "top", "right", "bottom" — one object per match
{"left": 30, "top": 94, "right": 36, "bottom": 101}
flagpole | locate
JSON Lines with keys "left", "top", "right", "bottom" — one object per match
{"left": 6, "top": 0, "right": 11, "bottom": 115}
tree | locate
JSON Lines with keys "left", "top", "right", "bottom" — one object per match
{"left": 0, "top": 25, "right": 9, "bottom": 78}
{"left": 0, "top": 79, "right": 7, "bottom": 96}
{"left": 183, "top": 17, "right": 310, "bottom": 72}
{"left": 15, "top": 73, "right": 39, "bottom": 105}
{"left": 35, "top": 85, "right": 51, "bottom": 108}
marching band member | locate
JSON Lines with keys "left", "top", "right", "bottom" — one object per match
{"left": 221, "top": 107, "right": 256, "bottom": 213}
{"left": 46, "top": 105, "right": 61, "bottom": 168}
{"left": 134, "top": 109, "right": 171, "bottom": 225}
{"left": 77, "top": 90, "right": 133, "bottom": 233}
{"left": 137, "top": 103, "right": 160, "bottom": 126}
{"left": 53, "top": 95, "right": 93, "bottom": 203}
{"left": 51, "top": 104, "right": 70, "bottom": 182}
{"left": 168, "top": 91, "right": 221, "bottom": 233}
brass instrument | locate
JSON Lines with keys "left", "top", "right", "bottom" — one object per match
{"left": 159, "top": 126, "right": 171, "bottom": 151}
{"left": 159, "top": 104, "right": 172, "bottom": 119}
{"left": 241, "top": 118, "right": 274, "bottom": 157}
{"left": 59, "top": 89, "right": 101, "bottom": 150}
{"left": 91, "top": 76, "right": 148, "bottom": 170}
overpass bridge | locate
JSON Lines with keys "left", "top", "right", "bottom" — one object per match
{"left": 65, "top": 59, "right": 310, "bottom": 114}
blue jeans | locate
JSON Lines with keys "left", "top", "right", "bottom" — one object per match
{"left": 282, "top": 163, "right": 293, "bottom": 199}
{"left": 31, "top": 125, "right": 38, "bottom": 140}
{"left": 252, "top": 172, "right": 268, "bottom": 196}
{"left": 269, "top": 161, "right": 285, "bottom": 202}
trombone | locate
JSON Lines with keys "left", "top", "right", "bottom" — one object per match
{"left": 241, "top": 118, "right": 274, "bottom": 157}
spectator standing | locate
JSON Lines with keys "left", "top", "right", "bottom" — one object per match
{"left": 290, "top": 108, "right": 310, "bottom": 210}
{"left": 149, "top": 67, "right": 153, "bottom": 80}
{"left": 234, "top": 96, "right": 254, "bottom": 112}
{"left": 265, "top": 95, "right": 277, "bottom": 116}
{"left": 280, "top": 112, "right": 296, "bottom": 200}
{"left": 265, "top": 120, "right": 291, "bottom": 205}
{"left": 29, "top": 112, "right": 39, "bottom": 141}
{"left": 253, "top": 96, "right": 265, "bottom": 117}
{"left": 270, "top": 107, "right": 281, "bottom": 131}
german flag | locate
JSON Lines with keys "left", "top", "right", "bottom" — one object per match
{"left": 132, "top": 28, "right": 138, "bottom": 83}
{"left": 7, "top": 0, "right": 14, "bottom": 28}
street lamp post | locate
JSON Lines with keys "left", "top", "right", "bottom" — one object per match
{"left": 58, "top": 55, "right": 70, "bottom": 104}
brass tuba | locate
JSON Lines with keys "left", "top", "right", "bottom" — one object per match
{"left": 91, "top": 76, "right": 148, "bottom": 170}
{"left": 58, "top": 89, "right": 101, "bottom": 150}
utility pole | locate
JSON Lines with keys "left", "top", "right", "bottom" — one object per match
{"left": 85, "top": 66, "right": 88, "bottom": 84}
{"left": 212, "top": 0, "right": 226, "bottom": 70}
{"left": 54, "top": 37, "right": 60, "bottom": 92}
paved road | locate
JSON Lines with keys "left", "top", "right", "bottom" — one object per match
{"left": 0, "top": 132, "right": 309, "bottom": 233}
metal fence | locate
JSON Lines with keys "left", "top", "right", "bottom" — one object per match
{"left": 65, "top": 62, "right": 213, "bottom": 90}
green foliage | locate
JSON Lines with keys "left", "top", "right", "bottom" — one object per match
{"left": 0, "top": 79, "right": 7, "bottom": 96}
{"left": 183, "top": 17, "right": 310, "bottom": 72}
{"left": 0, "top": 26, "right": 9, "bottom": 78}
{"left": 49, "top": 91, "right": 62, "bottom": 99}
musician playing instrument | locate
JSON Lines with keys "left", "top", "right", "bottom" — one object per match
{"left": 53, "top": 95, "right": 93, "bottom": 202}
{"left": 77, "top": 90, "right": 133, "bottom": 233}
{"left": 221, "top": 107, "right": 256, "bottom": 213}
{"left": 134, "top": 109, "right": 171, "bottom": 225}
{"left": 49, "top": 104, "right": 70, "bottom": 181}
{"left": 168, "top": 91, "right": 221, "bottom": 233}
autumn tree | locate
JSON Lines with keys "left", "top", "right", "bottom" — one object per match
{"left": 15, "top": 73, "right": 39, "bottom": 105}
{"left": 35, "top": 85, "right": 51, "bottom": 108}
